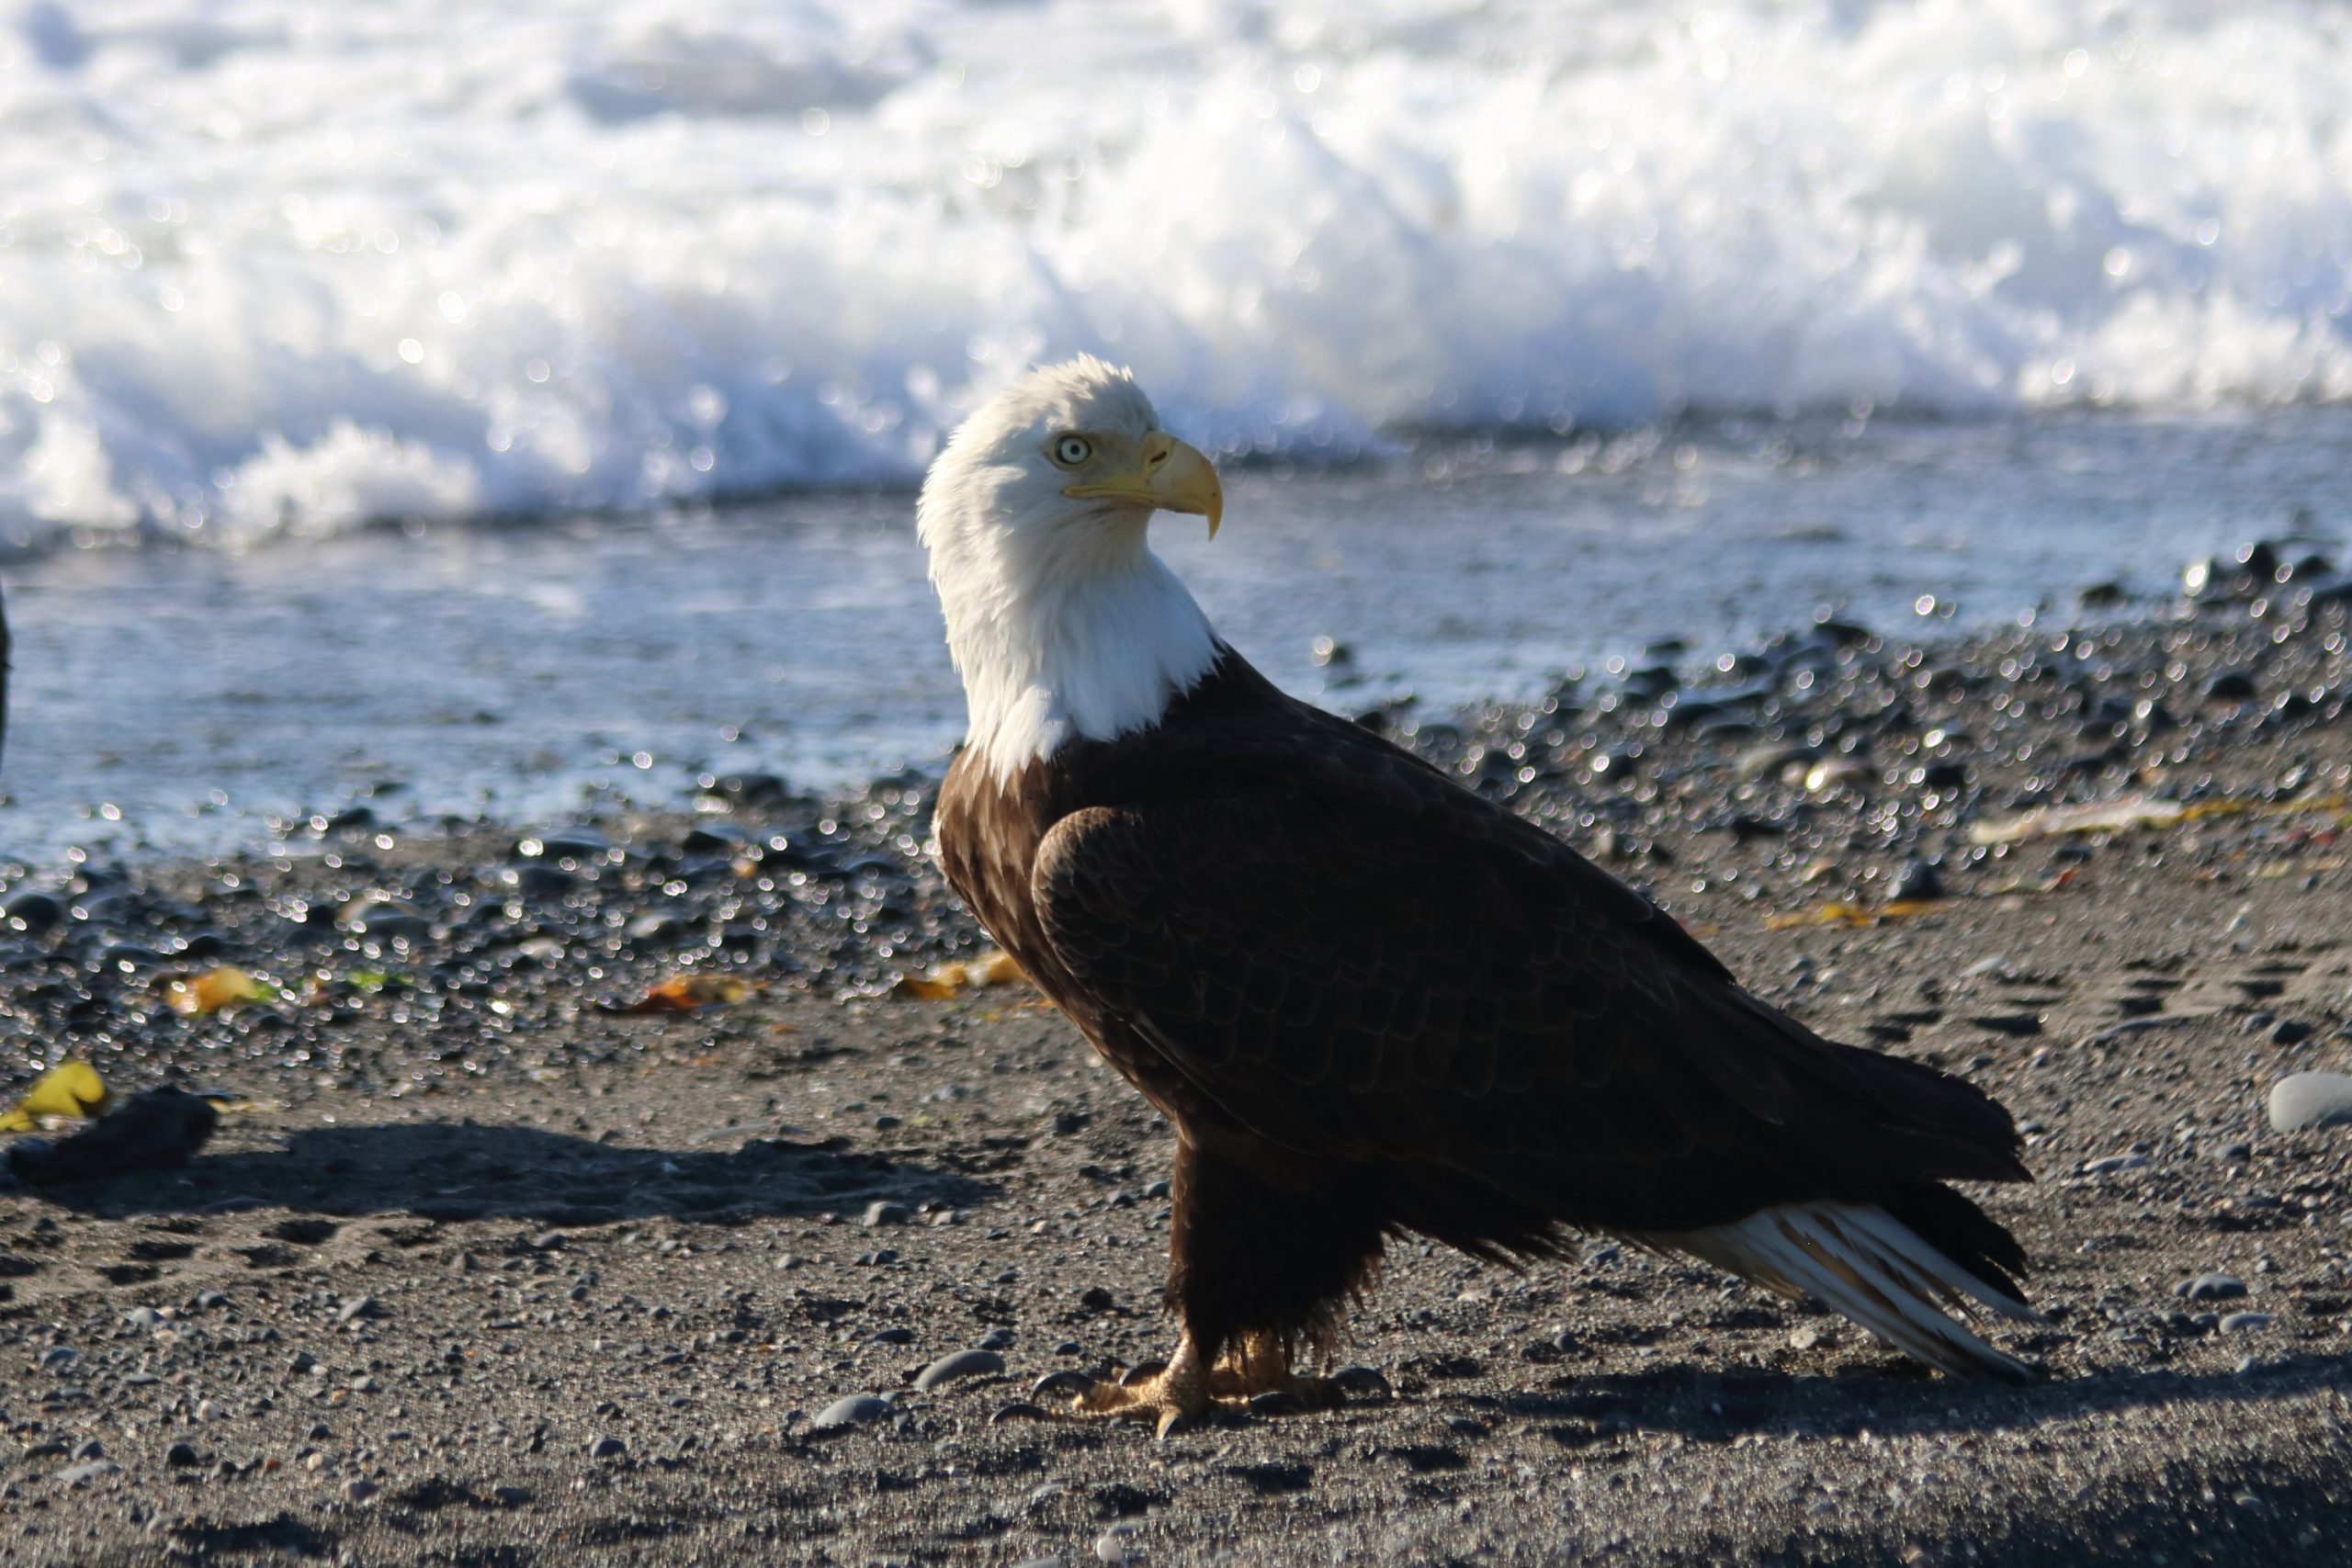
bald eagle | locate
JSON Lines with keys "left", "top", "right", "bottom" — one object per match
{"left": 923, "top": 358, "right": 2038, "bottom": 1434}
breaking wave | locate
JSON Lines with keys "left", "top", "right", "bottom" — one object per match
{"left": 4, "top": 0, "right": 2350, "bottom": 542}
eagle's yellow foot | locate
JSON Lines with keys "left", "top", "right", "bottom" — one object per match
{"left": 1039, "top": 1334, "right": 1214, "bottom": 1439}
{"left": 1208, "top": 1330, "right": 1345, "bottom": 1413}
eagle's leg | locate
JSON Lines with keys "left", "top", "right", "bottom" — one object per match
{"left": 1066, "top": 1330, "right": 1214, "bottom": 1438}
{"left": 1172, "top": 1137, "right": 1382, "bottom": 1413}
{"left": 1208, "top": 1329, "right": 1346, "bottom": 1410}
{"left": 1047, "top": 1138, "right": 1381, "bottom": 1435}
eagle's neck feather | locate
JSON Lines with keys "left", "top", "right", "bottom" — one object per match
{"left": 932, "top": 511, "right": 1220, "bottom": 784}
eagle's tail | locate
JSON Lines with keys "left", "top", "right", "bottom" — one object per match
{"left": 1664, "top": 1196, "right": 2043, "bottom": 1381}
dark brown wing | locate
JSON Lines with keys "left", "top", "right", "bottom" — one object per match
{"left": 1032, "top": 712, "right": 2026, "bottom": 1235}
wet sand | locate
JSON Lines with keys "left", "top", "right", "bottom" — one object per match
{"left": 3, "top": 570, "right": 2351, "bottom": 1565}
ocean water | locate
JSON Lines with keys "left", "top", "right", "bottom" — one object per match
{"left": 5, "top": 0, "right": 2352, "bottom": 543}
{"left": 4, "top": 409, "right": 2346, "bottom": 863}
{"left": 4, "top": 0, "right": 2349, "bottom": 862}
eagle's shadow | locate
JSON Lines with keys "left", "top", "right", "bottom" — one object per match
{"left": 1491, "top": 1355, "right": 2352, "bottom": 1442}
{"left": 17, "top": 1118, "right": 992, "bottom": 1225}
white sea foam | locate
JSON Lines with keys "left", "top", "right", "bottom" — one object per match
{"left": 3, "top": 0, "right": 2349, "bottom": 543}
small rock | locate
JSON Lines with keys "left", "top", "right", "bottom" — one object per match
{"left": 336, "top": 1296, "right": 379, "bottom": 1324}
{"left": 861, "top": 1201, "right": 910, "bottom": 1228}
{"left": 57, "top": 1460, "right": 120, "bottom": 1486}
{"left": 1804, "top": 756, "right": 1873, "bottom": 795}
{"left": 808, "top": 1394, "right": 893, "bottom": 1435}
{"left": 39, "top": 1347, "right": 77, "bottom": 1371}
{"left": 2083, "top": 1154, "right": 2149, "bottom": 1176}
{"left": 342, "top": 1478, "right": 379, "bottom": 1504}
{"left": 914, "top": 1349, "right": 1007, "bottom": 1391}
{"left": 1885, "top": 860, "right": 1942, "bottom": 903}
{"left": 165, "top": 1441, "right": 202, "bottom": 1468}
{"left": 4, "top": 889, "right": 67, "bottom": 932}
{"left": 71, "top": 1438, "right": 106, "bottom": 1461}
{"left": 123, "top": 1307, "right": 164, "bottom": 1328}
{"left": 193, "top": 1290, "right": 229, "bottom": 1312}
{"left": 1095, "top": 1528, "right": 1137, "bottom": 1565}
{"left": 586, "top": 1435, "right": 627, "bottom": 1460}
{"left": 2177, "top": 1274, "right": 2248, "bottom": 1302}
{"left": 2219, "top": 1312, "right": 2275, "bottom": 1334}
{"left": 2267, "top": 1018, "right": 2316, "bottom": 1046}
{"left": 2268, "top": 1073, "right": 2352, "bottom": 1132}
{"left": 349, "top": 1375, "right": 379, "bottom": 1393}
{"left": 1141, "top": 1179, "right": 1171, "bottom": 1201}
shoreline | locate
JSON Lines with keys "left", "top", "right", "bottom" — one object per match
{"left": 7, "top": 409, "right": 2350, "bottom": 871}
{"left": 1, "top": 578, "right": 2350, "bottom": 1562}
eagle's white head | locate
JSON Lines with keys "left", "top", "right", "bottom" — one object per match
{"left": 919, "top": 355, "right": 1227, "bottom": 782}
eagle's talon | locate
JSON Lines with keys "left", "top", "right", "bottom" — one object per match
{"left": 989, "top": 1401, "right": 1052, "bottom": 1424}
{"left": 1116, "top": 1359, "right": 1168, "bottom": 1387}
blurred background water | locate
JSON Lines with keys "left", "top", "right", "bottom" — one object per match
{"left": 1, "top": 0, "right": 2348, "bottom": 856}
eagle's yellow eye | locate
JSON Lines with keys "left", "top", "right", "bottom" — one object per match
{"left": 1050, "top": 434, "right": 1092, "bottom": 468}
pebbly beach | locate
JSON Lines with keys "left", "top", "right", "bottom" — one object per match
{"left": 2, "top": 547, "right": 2350, "bottom": 1564}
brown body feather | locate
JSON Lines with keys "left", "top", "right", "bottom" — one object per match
{"left": 937, "top": 648, "right": 2033, "bottom": 1370}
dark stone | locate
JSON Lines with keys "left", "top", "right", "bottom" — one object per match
{"left": 914, "top": 1348, "right": 1006, "bottom": 1390}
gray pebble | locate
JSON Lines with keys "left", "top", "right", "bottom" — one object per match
{"left": 914, "top": 1348, "right": 1006, "bottom": 1390}
{"left": 2267, "top": 1072, "right": 2352, "bottom": 1132}
{"left": 2177, "top": 1274, "right": 2248, "bottom": 1302}
{"left": 165, "top": 1441, "right": 201, "bottom": 1468}
{"left": 2267, "top": 1018, "right": 2316, "bottom": 1046}
{"left": 336, "top": 1295, "right": 379, "bottom": 1324}
{"left": 122, "top": 1307, "right": 164, "bottom": 1328}
{"left": 862, "top": 1201, "right": 911, "bottom": 1227}
{"left": 38, "top": 1347, "right": 76, "bottom": 1371}
{"left": 342, "top": 1478, "right": 379, "bottom": 1504}
{"left": 808, "top": 1394, "right": 893, "bottom": 1434}
{"left": 56, "top": 1460, "right": 119, "bottom": 1486}
{"left": 71, "top": 1438, "right": 104, "bottom": 1461}
{"left": 586, "top": 1435, "right": 627, "bottom": 1460}
{"left": 2083, "top": 1154, "right": 2148, "bottom": 1175}
{"left": 2220, "top": 1312, "right": 2276, "bottom": 1334}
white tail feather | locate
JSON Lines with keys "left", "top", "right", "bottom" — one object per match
{"left": 1661, "top": 1201, "right": 2040, "bottom": 1380}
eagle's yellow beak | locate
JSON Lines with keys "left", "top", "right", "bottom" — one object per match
{"left": 1064, "top": 432, "right": 1224, "bottom": 538}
